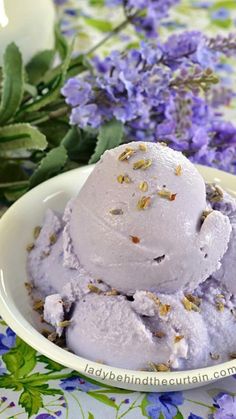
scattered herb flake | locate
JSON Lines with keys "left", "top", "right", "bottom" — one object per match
{"left": 118, "top": 147, "right": 136, "bottom": 161}
{"left": 117, "top": 174, "right": 124, "bottom": 184}
{"left": 110, "top": 208, "right": 124, "bottom": 215}
{"left": 130, "top": 235, "right": 140, "bottom": 244}
{"left": 88, "top": 284, "right": 103, "bottom": 294}
{"left": 147, "top": 292, "right": 160, "bottom": 306}
{"left": 216, "top": 301, "right": 224, "bottom": 312}
{"left": 185, "top": 293, "right": 201, "bottom": 307}
{"left": 182, "top": 297, "right": 192, "bottom": 311}
{"left": 106, "top": 289, "right": 119, "bottom": 296}
{"left": 25, "top": 281, "right": 33, "bottom": 293}
{"left": 139, "top": 181, "right": 148, "bottom": 192}
{"left": 33, "top": 226, "right": 42, "bottom": 240}
{"left": 154, "top": 331, "right": 166, "bottom": 338}
{"left": 201, "top": 209, "right": 213, "bottom": 222}
{"left": 149, "top": 362, "right": 170, "bottom": 372}
{"left": 137, "top": 196, "right": 151, "bottom": 210}
{"left": 210, "top": 352, "right": 220, "bottom": 360}
{"left": 133, "top": 159, "right": 152, "bottom": 170}
{"left": 33, "top": 300, "right": 44, "bottom": 311}
{"left": 139, "top": 143, "right": 148, "bottom": 152}
{"left": 175, "top": 165, "right": 182, "bottom": 176}
{"left": 49, "top": 233, "right": 57, "bottom": 245}
{"left": 174, "top": 335, "right": 184, "bottom": 343}
{"left": 157, "top": 190, "right": 177, "bottom": 201}
{"left": 26, "top": 243, "right": 35, "bottom": 252}
{"left": 159, "top": 303, "right": 171, "bottom": 316}
{"left": 58, "top": 320, "right": 71, "bottom": 328}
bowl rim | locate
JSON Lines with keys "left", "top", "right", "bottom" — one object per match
{"left": 0, "top": 163, "right": 236, "bottom": 391}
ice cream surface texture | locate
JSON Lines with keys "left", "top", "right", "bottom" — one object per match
{"left": 26, "top": 141, "right": 236, "bottom": 371}
{"left": 65, "top": 142, "right": 231, "bottom": 293}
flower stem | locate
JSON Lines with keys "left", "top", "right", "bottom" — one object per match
{"left": 71, "top": 393, "right": 85, "bottom": 419}
{"left": 86, "top": 18, "right": 131, "bottom": 56}
{"left": 86, "top": 9, "right": 139, "bottom": 56}
{"left": 186, "top": 398, "right": 213, "bottom": 409}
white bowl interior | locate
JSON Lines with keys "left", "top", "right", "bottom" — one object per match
{"left": 0, "top": 164, "right": 236, "bottom": 392}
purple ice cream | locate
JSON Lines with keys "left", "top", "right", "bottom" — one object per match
{"left": 26, "top": 142, "right": 236, "bottom": 371}
{"left": 64, "top": 142, "right": 231, "bottom": 294}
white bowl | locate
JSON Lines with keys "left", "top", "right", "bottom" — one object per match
{"left": 0, "top": 165, "right": 236, "bottom": 392}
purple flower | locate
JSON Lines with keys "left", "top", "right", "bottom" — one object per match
{"left": 208, "top": 33, "right": 236, "bottom": 57}
{"left": 70, "top": 104, "right": 102, "bottom": 128}
{"left": 145, "top": 392, "right": 184, "bottom": 419}
{"left": 60, "top": 375, "right": 99, "bottom": 392}
{"left": 211, "top": 8, "right": 230, "bottom": 21}
{"left": 106, "top": 0, "right": 180, "bottom": 37}
{"left": 62, "top": 34, "right": 236, "bottom": 174}
{"left": 62, "top": 78, "right": 92, "bottom": 107}
{"left": 0, "top": 327, "right": 16, "bottom": 355}
{"left": 0, "top": 360, "right": 6, "bottom": 375}
{"left": 213, "top": 393, "right": 236, "bottom": 419}
{"left": 188, "top": 414, "right": 204, "bottom": 419}
{"left": 36, "top": 415, "right": 56, "bottom": 419}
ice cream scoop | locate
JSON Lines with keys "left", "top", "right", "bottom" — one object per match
{"left": 27, "top": 209, "right": 92, "bottom": 296}
{"left": 196, "top": 278, "right": 236, "bottom": 364}
{"left": 65, "top": 292, "right": 195, "bottom": 370}
{"left": 65, "top": 142, "right": 231, "bottom": 293}
{"left": 206, "top": 186, "right": 236, "bottom": 295}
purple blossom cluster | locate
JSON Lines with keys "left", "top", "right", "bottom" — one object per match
{"left": 62, "top": 30, "right": 236, "bottom": 173}
{"left": 106, "top": 0, "right": 180, "bottom": 38}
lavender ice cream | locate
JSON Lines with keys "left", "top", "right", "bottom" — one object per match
{"left": 26, "top": 141, "right": 236, "bottom": 371}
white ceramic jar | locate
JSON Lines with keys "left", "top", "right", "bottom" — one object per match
{"left": 0, "top": 0, "right": 55, "bottom": 64}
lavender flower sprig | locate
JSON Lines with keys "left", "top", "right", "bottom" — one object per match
{"left": 62, "top": 31, "right": 236, "bottom": 173}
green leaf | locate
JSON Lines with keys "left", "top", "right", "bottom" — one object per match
{"left": 159, "top": 414, "right": 165, "bottom": 419}
{"left": 0, "top": 43, "right": 24, "bottom": 124}
{"left": 174, "top": 411, "right": 184, "bottom": 419}
{"left": 62, "top": 126, "right": 97, "bottom": 163}
{"left": 88, "top": 413, "right": 95, "bottom": 419}
{"left": 0, "top": 162, "right": 28, "bottom": 188}
{"left": 84, "top": 18, "right": 113, "bottom": 32}
{"left": 88, "top": 392, "right": 118, "bottom": 409}
{"left": 2, "top": 337, "right": 37, "bottom": 378}
{"left": 211, "top": 17, "right": 232, "bottom": 28}
{"left": 140, "top": 395, "right": 149, "bottom": 417}
{"left": 89, "top": 119, "right": 123, "bottom": 164}
{"left": 4, "top": 184, "right": 29, "bottom": 202}
{"left": 0, "top": 374, "right": 23, "bottom": 391}
{"left": 92, "top": 388, "right": 133, "bottom": 394}
{"left": 24, "top": 83, "right": 38, "bottom": 97}
{"left": 210, "top": 1, "right": 236, "bottom": 10}
{"left": 39, "top": 119, "right": 70, "bottom": 147}
{"left": 89, "top": 0, "right": 104, "bottom": 5}
{"left": 19, "top": 388, "right": 43, "bottom": 417}
{"left": 18, "top": 38, "right": 74, "bottom": 114}
{"left": 0, "top": 123, "right": 47, "bottom": 151}
{"left": 37, "top": 355, "right": 65, "bottom": 372}
{"left": 29, "top": 145, "right": 68, "bottom": 188}
{"left": 26, "top": 50, "right": 55, "bottom": 84}
{"left": 25, "top": 383, "right": 63, "bottom": 396}
{"left": 55, "top": 24, "right": 69, "bottom": 60}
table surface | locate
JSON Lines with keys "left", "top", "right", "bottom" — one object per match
{"left": 1, "top": 1, "right": 236, "bottom": 418}
{"left": 1, "top": 317, "right": 236, "bottom": 419}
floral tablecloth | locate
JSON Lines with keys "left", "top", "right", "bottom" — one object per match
{"left": 1, "top": 0, "right": 236, "bottom": 418}
{"left": 0, "top": 317, "right": 236, "bottom": 419}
